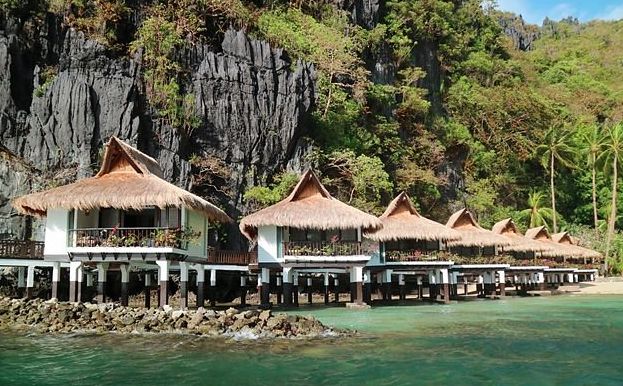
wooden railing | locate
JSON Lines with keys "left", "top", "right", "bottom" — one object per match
{"left": 208, "top": 249, "right": 257, "bottom": 265}
{"left": 0, "top": 240, "right": 44, "bottom": 259}
{"left": 283, "top": 241, "right": 363, "bottom": 256}
{"left": 67, "top": 227, "right": 189, "bottom": 249}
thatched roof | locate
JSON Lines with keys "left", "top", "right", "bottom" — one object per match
{"left": 12, "top": 137, "right": 232, "bottom": 223}
{"left": 365, "top": 192, "right": 460, "bottom": 242}
{"left": 445, "top": 208, "right": 511, "bottom": 248}
{"left": 552, "top": 231, "right": 602, "bottom": 259}
{"left": 524, "top": 227, "right": 597, "bottom": 258}
{"left": 491, "top": 218, "right": 555, "bottom": 253}
{"left": 239, "top": 170, "right": 382, "bottom": 240}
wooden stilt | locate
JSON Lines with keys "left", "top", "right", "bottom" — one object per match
{"left": 283, "top": 282, "right": 293, "bottom": 307}
{"left": 364, "top": 282, "right": 372, "bottom": 303}
{"left": 443, "top": 283, "right": 450, "bottom": 304}
{"left": 159, "top": 281, "right": 169, "bottom": 307}
{"left": 293, "top": 284, "right": 299, "bottom": 306}
{"left": 307, "top": 278, "right": 313, "bottom": 304}
{"left": 144, "top": 286, "right": 151, "bottom": 308}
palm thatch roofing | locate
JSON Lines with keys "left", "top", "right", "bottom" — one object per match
{"left": 524, "top": 226, "right": 598, "bottom": 258}
{"left": 365, "top": 192, "right": 460, "bottom": 242}
{"left": 239, "top": 170, "right": 383, "bottom": 240}
{"left": 552, "top": 231, "right": 602, "bottom": 259}
{"left": 12, "top": 136, "right": 232, "bottom": 223}
{"left": 491, "top": 218, "right": 556, "bottom": 253}
{"left": 445, "top": 208, "right": 511, "bottom": 248}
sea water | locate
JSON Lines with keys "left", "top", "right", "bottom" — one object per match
{"left": 1, "top": 295, "right": 622, "bottom": 385}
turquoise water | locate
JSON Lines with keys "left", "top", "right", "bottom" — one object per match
{"left": 1, "top": 295, "right": 622, "bottom": 385}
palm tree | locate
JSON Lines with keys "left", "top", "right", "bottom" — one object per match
{"left": 597, "top": 122, "right": 623, "bottom": 273}
{"left": 536, "top": 127, "right": 577, "bottom": 233}
{"left": 582, "top": 125, "right": 605, "bottom": 231}
{"left": 519, "top": 191, "right": 554, "bottom": 229}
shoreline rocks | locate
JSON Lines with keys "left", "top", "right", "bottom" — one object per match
{"left": 0, "top": 297, "right": 349, "bottom": 339}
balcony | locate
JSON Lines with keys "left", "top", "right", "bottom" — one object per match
{"left": 207, "top": 249, "right": 257, "bottom": 265}
{"left": 283, "top": 241, "right": 364, "bottom": 257}
{"left": 0, "top": 240, "right": 44, "bottom": 260}
{"left": 68, "top": 227, "right": 193, "bottom": 250}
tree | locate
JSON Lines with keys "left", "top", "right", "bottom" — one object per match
{"left": 536, "top": 126, "right": 577, "bottom": 233}
{"left": 519, "top": 191, "right": 554, "bottom": 229}
{"left": 597, "top": 122, "right": 623, "bottom": 273}
{"left": 581, "top": 125, "right": 605, "bottom": 231}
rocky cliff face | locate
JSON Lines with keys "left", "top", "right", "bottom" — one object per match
{"left": 0, "top": 13, "right": 315, "bottom": 245}
{"left": 498, "top": 13, "right": 540, "bottom": 51}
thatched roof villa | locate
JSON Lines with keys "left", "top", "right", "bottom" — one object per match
{"left": 239, "top": 170, "right": 382, "bottom": 306}
{"left": 491, "top": 218, "right": 555, "bottom": 256}
{"left": 11, "top": 136, "right": 233, "bottom": 308}
{"left": 552, "top": 231, "right": 602, "bottom": 260}
{"left": 445, "top": 208, "right": 511, "bottom": 254}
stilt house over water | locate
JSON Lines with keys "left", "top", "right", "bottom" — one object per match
{"left": 239, "top": 170, "right": 382, "bottom": 307}
{"left": 12, "top": 136, "right": 232, "bottom": 307}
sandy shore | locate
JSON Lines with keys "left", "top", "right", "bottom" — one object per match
{"left": 573, "top": 280, "right": 623, "bottom": 295}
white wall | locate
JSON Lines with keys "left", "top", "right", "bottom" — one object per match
{"left": 184, "top": 208, "right": 207, "bottom": 258}
{"left": 44, "top": 208, "right": 69, "bottom": 256}
{"left": 258, "top": 225, "right": 279, "bottom": 263}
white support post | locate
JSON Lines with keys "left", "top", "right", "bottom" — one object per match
{"left": 156, "top": 260, "right": 170, "bottom": 307}
{"left": 69, "top": 261, "right": 82, "bottom": 302}
{"left": 119, "top": 263, "right": 131, "bottom": 306}
{"left": 25, "top": 265, "right": 35, "bottom": 298}
{"left": 179, "top": 262, "right": 190, "bottom": 309}
{"left": 96, "top": 263, "right": 108, "bottom": 303}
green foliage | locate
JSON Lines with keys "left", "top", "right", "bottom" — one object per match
{"left": 322, "top": 150, "right": 393, "bottom": 215}
{"left": 130, "top": 9, "right": 199, "bottom": 134}
{"left": 33, "top": 66, "right": 58, "bottom": 98}
{"left": 48, "top": 0, "right": 129, "bottom": 47}
{"left": 518, "top": 191, "right": 555, "bottom": 230}
{"left": 243, "top": 172, "right": 300, "bottom": 210}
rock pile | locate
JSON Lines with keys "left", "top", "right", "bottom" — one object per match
{"left": 0, "top": 297, "right": 345, "bottom": 339}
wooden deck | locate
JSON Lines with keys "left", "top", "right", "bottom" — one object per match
{"left": 207, "top": 249, "right": 257, "bottom": 265}
{"left": 0, "top": 240, "right": 44, "bottom": 259}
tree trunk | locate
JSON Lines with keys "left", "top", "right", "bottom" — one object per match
{"left": 592, "top": 153, "right": 598, "bottom": 232}
{"left": 605, "top": 156, "right": 618, "bottom": 274}
{"left": 550, "top": 152, "right": 557, "bottom": 233}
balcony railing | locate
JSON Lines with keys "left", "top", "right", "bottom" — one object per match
{"left": 208, "top": 249, "right": 257, "bottom": 265}
{"left": 283, "top": 241, "right": 363, "bottom": 256}
{"left": 0, "top": 240, "right": 44, "bottom": 259}
{"left": 386, "top": 250, "right": 442, "bottom": 262}
{"left": 68, "top": 227, "right": 190, "bottom": 249}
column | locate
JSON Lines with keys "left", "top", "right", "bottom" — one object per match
{"left": 451, "top": 272, "right": 459, "bottom": 299}
{"left": 498, "top": 270, "right": 506, "bottom": 297}
{"left": 179, "top": 262, "right": 189, "bottom": 309}
{"left": 428, "top": 270, "right": 437, "bottom": 302}
{"left": 260, "top": 267, "right": 271, "bottom": 308}
{"left": 144, "top": 272, "right": 152, "bottom": 308}
{"left": 195, "top": 265, "right": 205, "bottom": 308}
{"left": 51, "top": 262, "right": 61, "bottom": 300}
{"left": 156, "top": 260, "right": 170, "bottom": 308}
{"left": 307, "top": 277, "right": 313, "bottom": 304}
{"left": 398, "top": 274, "right": 406, "bottom": 301}
{"left": 276, "top": 276, "right": 282, "bottom": 305}
{"left": 76, "top": 264, "right": 84, "bottom": 302}
{"left": 17, "top": 267, "right": 26, "bottom": 297}
{"left": 239, "top": 275, "right": 247, "bottom": 307}
{"left": 363, "top": 272, "right": 372, "bottom": 304}
{"left": 376, "top": 272, "right": 383, "bottom": 300}
{"left": 96, "top": 263, "right": 108, "bottom": 303}
{"left": 440, "top": 268, "right": 450, "bottom": 304}
{"left": 334, "top": 276, "right": 339, "bottom": 303}
{"left": 25, "top": 265, "right": 35, "bottom": 299}
{"left": 119, "top": 263, "right": 130, "bottom": 307}
{"left": 350, "top": 266, "right": 364, "bottom": 304}
{"left": 463, "top": 276, "right": 468, "bottom": 296}
{"left": 210, "top": 269, "right": 218, "bottom": 307}
{"left": 476, "top": 275, "right": 484, "bottom": 296}
{"left": 417, "top": 276, "right": 423, "bottom": 299}
{"left": 282, "top": 267, "right": 293, "bottom": 307}
{"left": 68, "top": 261, "right": 82, "bottom": 302}
{"left": 383, "top": 269, "right": 393, "bottom": 301}
{"left": 323, "top": 273, "right": 330, "bottom": 305}
{"left": 292, "top": 272, "right": 299, "bottom": 307}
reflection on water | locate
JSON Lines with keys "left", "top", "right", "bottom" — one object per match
{"left": 1, "top": 295, "right": 623, "bottom": 386}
